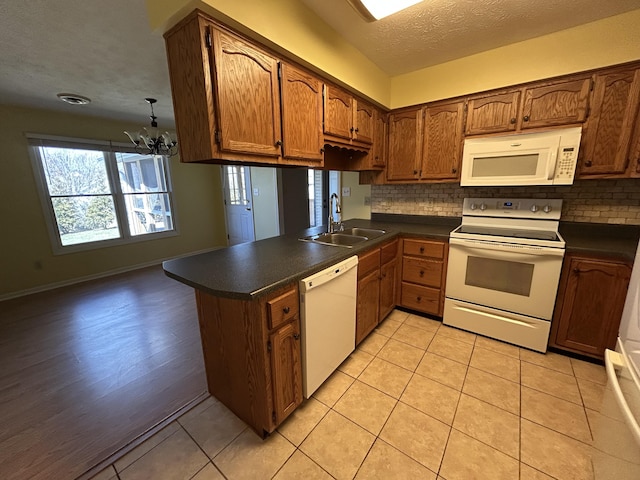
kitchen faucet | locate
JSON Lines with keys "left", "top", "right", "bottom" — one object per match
{"left": 328, "top": 193, "right": 343, "bottom": 233}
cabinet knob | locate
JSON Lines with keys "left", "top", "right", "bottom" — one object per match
{"left": 413, "top": 170, "right": 418, "bottom": 175}
{"left": 293, "top": 333, "right": 300, "bottom": 340}
{"left": 452, "top": 168, "right": 457, "bottom": 173}
{"left": 584, "top": 160, "right": 592, "bottom": 167}
{"left": 419, "top": 270, "right": 424, "bottom": 277}
{"left": 355, "top": 128, "right": 359, "bottom": 133}
{"left": 283, "top": 306, "right": 290, "bottom": 314}
{"left": 419, "top": 246, "right": 425, "bottom": 253}
{"left": 510, "top": 118, "right": 516, "bottom": 124}
{"left": 275, "top": 140, "right": 282, "bottom": 147}
{"left": 320, "top": 147, "right": 325, "bottom": 153}
{"left": 523, "top": 115, "right": 530, "bottom": 122}
{"left": 416, "top": 296, "right": 422, "bottom": 302}
{"left": 350, "top": 127, "right": 354, "bottom": 133}
{"left": 573, "top": 268, "right": 581, "bottom": 274}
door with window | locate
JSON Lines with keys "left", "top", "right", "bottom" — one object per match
{"left": 222, "top": 165, "right": 255, "bottom": 245}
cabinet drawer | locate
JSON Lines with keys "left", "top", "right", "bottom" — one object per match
{"left": 403, "top": 239, "right": 445, "bottom": 259}
{"left": 358, "top": 248, "right": 381, "bottom": 279}
{"left": 402, "top": 257, "right": 442, "bottom": 288}
{"left": 400, "top": 282, "right": 440, "bottom": 315}
{"left": 380, "top": 240, "right": 399, "bottom": 265}
{"left": 267, "top": 289, "right": 299, "bottom": 329}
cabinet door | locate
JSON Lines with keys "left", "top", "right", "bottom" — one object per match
{"left": 465, "top": 92, "right": 520, "bottom": 135}
{"left": 280, "top": 63, "right": 323, "bottom": 162}
{"left": 630, "top": 107, "right": 640, "bottom": 177}
{"left": 379, "top": 260, "right": 397, "bottom": 322}
{"left": 356, "top": 269, "right": 380, "bottom": 345}
{"left": 270, "top": 320, "right": 303, "bottom": 424}
{"left": 324, "top": 85, "right": 353, "bottom": 140}
{"left": 422, "top": 101, "right": 465, "bottom": 180}
{"left": 387, "top": 108, "right": 423, "bottom": 181}
{"left": 211, "top": 28, "right": 282, "bottom": 157}
{"left": 579, "top": 69, "right": 640, "bottom": 177}
{"left": 372, "top": 110, "right": 388, "bottom": 168}
{"left": 552, "top": 256, "right": 631, "bottom": 359}
{"left": 520, "top": 78, "right": 591, "bottom": 129}
{"left": 355, "top": 100, "right": 374, "bottom": 144}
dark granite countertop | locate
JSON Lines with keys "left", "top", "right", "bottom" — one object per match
{"left": 163, "top": 214, "right": 639, "bottom": 300}
{"left": 559, "top": 222, "right": 640, "bottom": 262}
{"left": 163, "top": 215, "right": 459, "bottom": 300}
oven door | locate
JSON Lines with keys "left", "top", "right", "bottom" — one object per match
{"left": 446, "top": 237, "right": 564, "bottom": 320}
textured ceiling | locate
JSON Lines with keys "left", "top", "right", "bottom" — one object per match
{"left": 0, "top": 0, "right": 638, "bottom": 126}
{"left": 301, "top": 0, "right": 640, "bottom": 75}
{"left": 0, "top": 0, "right": 173, "bottom": 126}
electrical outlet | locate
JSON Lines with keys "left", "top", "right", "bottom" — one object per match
{"left": 364, "top": 196, "right": 371, "bottom": 206}
{"left": 253, "top": 187, "right": 259, "bottom": 196}
{"left": 341, "top": 187, "right": 351, "bottom": 197}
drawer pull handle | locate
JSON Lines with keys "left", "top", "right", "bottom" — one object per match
{"left": 419, "top": 270, "right": 424, "bottom": 277}
{"left": 419, "top": 247, "right": 425, "bottom": 253}
{"left": 283, "top": 306, "right": 290, "bottom": 314}
{"left": 417, "top": 296, "right": 422, "bottom": 302}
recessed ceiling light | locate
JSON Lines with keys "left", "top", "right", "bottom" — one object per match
{"left": 57, "top": 93, "right": 91, "bottom": 105}
{"left": 348, "top": 0, "right": 422, "bottom": 21}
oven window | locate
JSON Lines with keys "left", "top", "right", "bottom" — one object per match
{"left": 472, "top": 154, "right": 539, "bottom": 177}
{"left": 465, "top": 256, "right": 534, "bottom": 296}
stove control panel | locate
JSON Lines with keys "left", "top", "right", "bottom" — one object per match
{"left": 463, "top": 198, "right": 563, "bottom": 220}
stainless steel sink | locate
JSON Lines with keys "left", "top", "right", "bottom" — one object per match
{"left": 299, "top": 227, "right": 386, "bottom": 247}
{"left": 340, "top": 227, "right": 386, "bottom": 239}
{"left": 299, "top": 233, "right": 368, "bottom": 247}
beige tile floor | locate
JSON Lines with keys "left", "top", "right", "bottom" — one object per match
{"left": 90, "top": 310, "right": 640, "bottom": 480}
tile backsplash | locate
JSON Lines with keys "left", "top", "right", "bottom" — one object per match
{"left": 371, "top": 179, "right": 640, "bottom": 225}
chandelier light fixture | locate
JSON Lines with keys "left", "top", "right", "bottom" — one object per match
{"left": 348, "top": 0, "right": 422, "bottom": 21}
{"left": 124, "top": 98, "right": 178, "bottom": 157}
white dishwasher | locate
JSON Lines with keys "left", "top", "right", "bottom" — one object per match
{"left": 299, "top": 255, "right": 358, "bottom": 398}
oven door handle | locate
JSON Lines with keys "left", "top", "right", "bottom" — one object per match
{"left": 450, "top": 237, "right": 565, "bottom": 256}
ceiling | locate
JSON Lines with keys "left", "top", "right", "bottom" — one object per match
{"left": 0, "top": 0, "right": 639, "bottom": 127}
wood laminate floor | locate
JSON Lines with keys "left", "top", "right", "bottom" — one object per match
{"left": 0, "top": 265, "right": 207, "bottom": 480}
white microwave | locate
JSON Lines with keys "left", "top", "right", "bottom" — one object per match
{"left": 460, "top": 127, "right": 582, "bottom": 187}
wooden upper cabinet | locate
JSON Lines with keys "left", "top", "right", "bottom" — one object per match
{"left": 422, "top": 100, "right": 465, "bottom": 181}
{"left": 579, "top": 68, "right": 640, "bottom": 177}
{"left": 323, "top": 85, "right": 353, "bottom": 140}
{"left": 279, "top": 63, "right": 323, "bottom": 162}
{"left": 465, "top": 91, "right": 520, "bottom": 135}
{"left": 211, "top": 27, "right": 282, "bottom": 157}
{"left": 355, "top": 100, "right": 375, "bottom": 144}
{"left": 372, "top": 110, "right": 388, "bottom": 168}
{"left": 387, "top": 108, "right": 423, "bottom": 181}
{"left": 520, "top": 78, "right": 591, "bottom": 129}
{"left": 465, "top": 78, "right": 590, "bottom": 135}
{"left": 630, "top": 106, "right": 640, "bottom": 177}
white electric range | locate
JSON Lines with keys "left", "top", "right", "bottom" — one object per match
{"left": 444, "top": 197, "right": 565, "bottom": 352}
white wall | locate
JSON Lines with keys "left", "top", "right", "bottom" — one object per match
{"left": 250, "top": 166, "right": 280, "bottom": 240}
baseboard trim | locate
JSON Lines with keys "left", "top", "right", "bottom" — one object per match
{"left": 1, "top": 247, "right": 221, "bottom": 302}
{"left": 76, "top": 391, "right": 211, "bottom": 480}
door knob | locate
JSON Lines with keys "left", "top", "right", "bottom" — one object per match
{"left": 246, "top": 207, "right": 251, "bottom": 211}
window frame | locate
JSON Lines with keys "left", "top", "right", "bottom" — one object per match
{"left": 27, "top": 134, "right": 179, "bottom": 255}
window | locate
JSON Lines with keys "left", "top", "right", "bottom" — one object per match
{"left": 29, "top": 135, "right": 176, "bottom": 253}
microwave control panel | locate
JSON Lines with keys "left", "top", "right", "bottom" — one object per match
{"left": 553, "top": 145, "right": 579, "bottom": 184}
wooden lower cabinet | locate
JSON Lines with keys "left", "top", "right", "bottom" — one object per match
{"left": 400, "top": 238, "right": 448, "bottom": 316}
{"left": 269, "top": 320, "right": 302, "bottom": 424}
{"left": 550, "top": 254, "right": 632, "bottom": 360}
{"left": 195, "top": 283, "right": 302, "bottom": 436}
{"left": 356, "top": 239, "right": 400, "bottom": 345}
